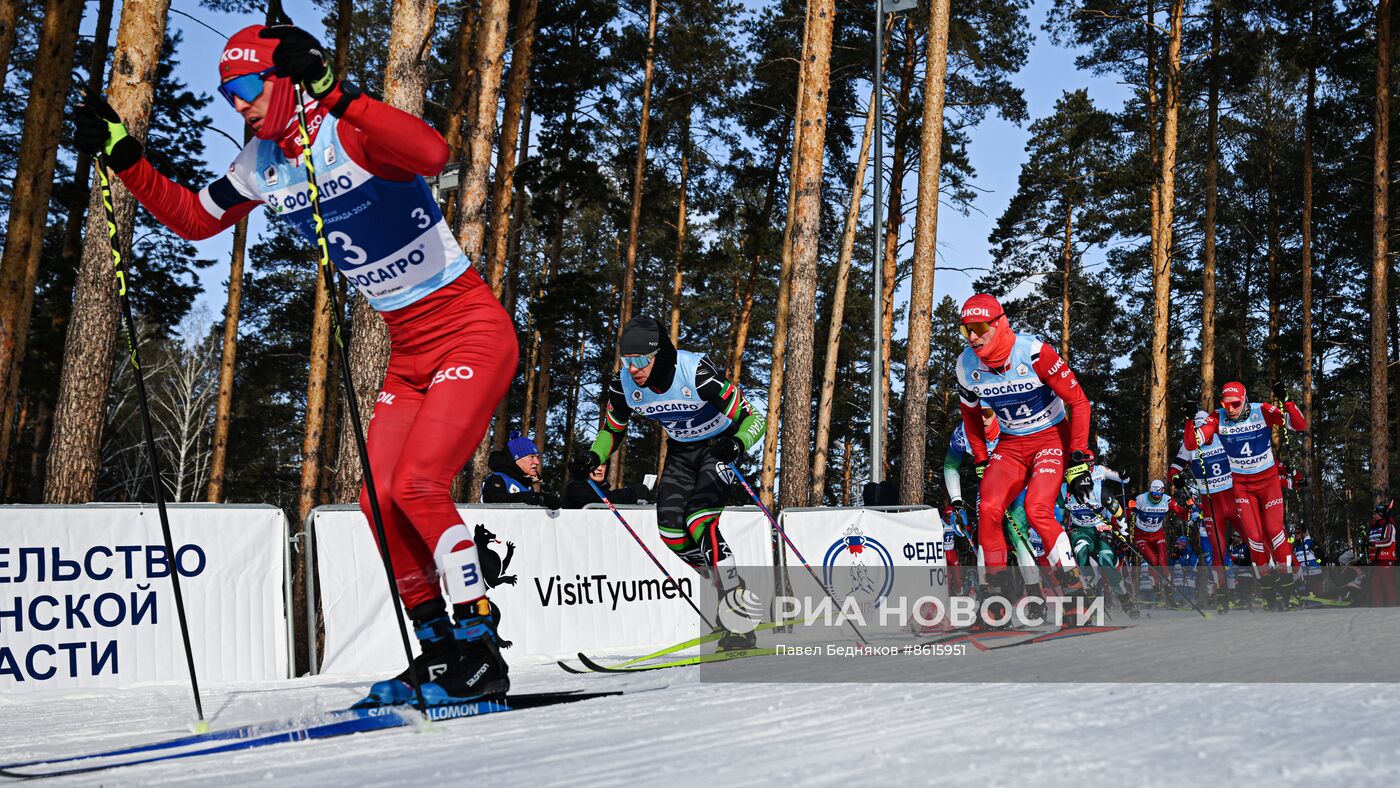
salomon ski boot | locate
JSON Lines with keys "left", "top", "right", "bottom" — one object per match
{"left": 422, "top": 598, "right": 511, "bottom": 704}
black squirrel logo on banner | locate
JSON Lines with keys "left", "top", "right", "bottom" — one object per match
{"left": 474, "top": 523, "right": 517, "bottom": 588}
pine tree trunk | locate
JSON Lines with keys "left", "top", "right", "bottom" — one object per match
{"left": 0, "top": 0, "right": 85, "bottom": 475}
{"left": 532, "top": 210, "right": 565, "bottom": 461}
{"left": 484, "top": 0, "right": 538, "bottom": 298}
{"left": 486, "top": 99, "right": 532, "bottom": 453}
{"left": 811, "top": 79, "right": 878, "bottom": 502}
{"left": 659, "top": 102, "right": 693, "bottom": 476}
{"left": 0, "top": 0, "right": 19, "bottom": 88}
{"left": 841, "top": 435, "right": 853, "bottom": 506}
{"left": 614, "top": 0, "right": 660, "bottom": 376}
{"left": 761, "top": 3, "right": 814, "bottom": 509}
{"left": 453, "top": 0, "right": 509, "bottom": 266}
{"left": 897, "top": 0, "right": 950, "bottom": 506}
{"left": 335, "top": 0, "right": 352, "bottom": 72}
{"left": 1201, "top": 3, "right": 1219, "bottom": 412}
{"left": 44, "top": 0, "right": 168, "bottom": 503}
{"left": 1266, "top": 82, "right": 1281, "bottom": 392}
{"left": 1060, "top": 200, "right": 1073, "bottom": 360}
{"left": 297, "top": 265, "right": 334, "bottom": 524}
{"left": 879, "top": 19, "right": 919, "bottom": 474}
{"left": 777, "top": 0, "right": 835, "bottom": 510}
{"left": 1145, "top": 0, "right": 1183, "bottom": 487}
{"left": 457, "top": 0, "right": 518, "bottom": 496}
{"left": 206, "top": 214, "right": 249, "bottom": 501}
{"left": 728, "top": 116, "right": 791, "bottom": 381}
{"left": 442, "top": 2, "right": 479, "bottom": 162}
{"left": 0, "top": 0, "right": 111, "bottom": 479}
{"left": 1302, "top": 5, "right": 1321, "bottom": 528}
{"left": 1372, "top": 0, "right": 1392, "bottom": 503}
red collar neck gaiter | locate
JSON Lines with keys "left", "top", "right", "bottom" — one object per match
{"left": 975, "top": 315, "right": 1016, "bottom": 368}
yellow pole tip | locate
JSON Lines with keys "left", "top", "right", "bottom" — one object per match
{"left": 192, "top": 720, "right": 211, "bottom": 733}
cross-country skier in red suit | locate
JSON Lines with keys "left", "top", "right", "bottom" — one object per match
{"left": 1185, "top": 381, "right": 1307, "bottom": 606}
{"left": 73, "top": 25, "right": 516, "bottom": 703}
{"left": 954, "top": 294, "right": 1096, "bottom": 592}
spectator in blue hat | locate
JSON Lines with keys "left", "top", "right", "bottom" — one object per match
{"left": 482, "top": 430, "right": 560, "bottom": 508}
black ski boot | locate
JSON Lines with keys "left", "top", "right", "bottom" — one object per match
{"left": 423, "top": 598, "right": 511, "bottom": 704}
{"left": 716, "top": 627, "right": 759, "bottom": 651}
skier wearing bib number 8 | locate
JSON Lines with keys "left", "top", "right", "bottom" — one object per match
{"left": 72, "top": 25, "right": 517, "bottom": 702}
{"left": 954, "top": 294, "right": 1095, "bottom": 598}
{"left": 1185, "top": 381, "right": 1308, "bottom": 608}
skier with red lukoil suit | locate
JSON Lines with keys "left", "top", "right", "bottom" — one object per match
{"left": 954, "top": 294, "right": 1096, "bottom": 610}
{"left": 73, "top": 25, "right": 516, "bottom": 703}
{"left": 1132, "top": 480, "right": 1188, "bottom": 603}
{"left": 1185, "top": 381, "right": 1308, "bottom": 609}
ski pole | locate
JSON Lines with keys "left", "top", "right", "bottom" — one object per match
{"left": 1105, "top": 518, "right": 1210, "bottom": 619}
{"left": 587, "top": 479, "right": 714, "bottom": 629}
{"left": 94, "top": 154, "right": 206, "bottom": 730}
{"left": 727, "top": 463, "right": 869, "bottom": 644}
{"left": 265, "top": 0, "right": 425, "bottom": 712}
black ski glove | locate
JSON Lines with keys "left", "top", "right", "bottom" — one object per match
{"left": 260, "top": 26, "right": 338, "bottom": 99}
{"left": 1066, "top": 450, "right": 1095, "bottom": 503}
{"left": 710, "top": 436, "right": 743, "bottom": 464}
{"left": 1172, "top": 475, "right": 1185, "bottom": 494}
{"left": 1272, "top": 381, "right": 1287, "bottom": 402}
{"left": 975, "top": 460, "right": 988, "bottom": 479}
{"left": 571, "top": 449, "right": 603, "bottom": 476}
{"left": 73, "top": 95, "right": 142, "bottom": 172}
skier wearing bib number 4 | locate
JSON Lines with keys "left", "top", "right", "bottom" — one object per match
{"left": 571, "top": 317, "right": 765, "bottom": 650}
{"left": 955, "top": 295, "right": 1096, "bottom": 609}
{"left": 72, "top": 25, "right": 516, "bottom": 703}
{"left": 1185, "top": 382, "right": 1308, "bottom": 608}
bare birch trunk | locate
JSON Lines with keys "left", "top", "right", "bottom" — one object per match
{"left": 896, "top": 0, "right": 950, "bottom": 505}
{"left": 45, "top": 0, "right": 169, "bottom": 502}
{"left": 777, "top": 0, "right": 835, "bottom": 510}
{"left": 1145, "top": 0, "right": 1183, "bottom": 486}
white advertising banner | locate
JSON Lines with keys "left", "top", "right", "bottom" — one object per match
{"left": 313, "top": 506, "right": 772, "bottom": 675}
{"left": 777, "top": 508, "right": 948, "bottom": 626}
{"left": 0, "top": 504, "right": 289, "bottom": 693}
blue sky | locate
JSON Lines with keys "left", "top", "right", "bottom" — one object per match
{"left": 145, "top": 0, "right": 1133, "bottom": 339}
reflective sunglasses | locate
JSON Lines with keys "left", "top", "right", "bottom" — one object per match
{"left": 959, "top": 315, "right": 1002, "bottom": 341}
{"left": 623, "top": 351, "right": 658, "bottom": 370}
{"left": 218, "top": 68, "right": 275, "bottom": 107}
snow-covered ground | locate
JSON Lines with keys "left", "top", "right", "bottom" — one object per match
{"left": 4, "top": 608, "right": 1398, "bottom": 787}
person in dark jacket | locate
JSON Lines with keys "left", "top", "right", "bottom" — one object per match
{"left": 481, "top": 431, "right": 559, "bottom": 508}
{"left": 563, "top": 463, "right": 651, "bottom": 509}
